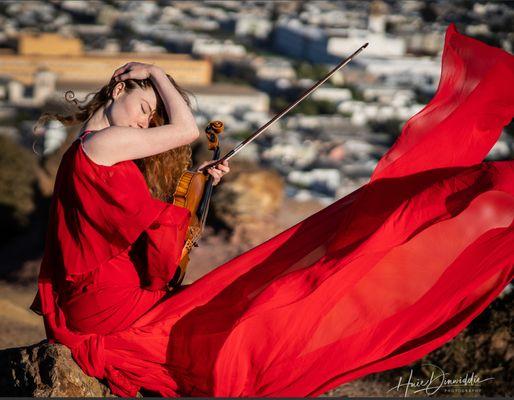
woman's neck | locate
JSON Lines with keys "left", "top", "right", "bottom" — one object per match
{"left": 81, "top": 105, "right": 111, "bottom": 134}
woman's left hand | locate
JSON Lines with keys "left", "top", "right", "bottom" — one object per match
{"left": 198, "top": 160, "right": 230, "bottom": 186}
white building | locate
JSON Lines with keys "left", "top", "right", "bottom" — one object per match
{"left": 354, "top": 56, "right": 440, "bottom": 96}
{"left": 129, "top": 39, "right": 166, "bottom": 53}
{"left": 43, "top": 119, "right": 67, "bottom": 155}
{"left": 361, "top": 86, "right": 415, "bottom": 107}
{"left": 7, "top": 70, "right": 57, "bottom": 107}
{"left": 251, "top": 56, "right": 297, "bottom": 81}
{"left": 368, "top": 0, "right": 390, "bottom": 34}
{"left": 262, "top": 139, "right": 318, "bottom": 169}
{"left": 311, "top": 87, "right": 352, "bottom": 103}
{"left": 288, "top": 168, "right": 341, "bottom": 193}
{"left": 235, "top": 15, "right": 273, "bottom": 39}
{"left": 273, "top": 18, "right": 336, "bottom": 64}
{"left": 192, "top": 38, "right": 246, "bottom": 58}
{"left": 327, "top": 29, "right": 406, "bottom": 58}
{"left": 186, "top": 83, "right": 269, "bottom": 115}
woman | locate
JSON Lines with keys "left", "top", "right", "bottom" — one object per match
{"left": 31, "top": 23, "right": 513, "bottom": 397}
{"left": 30, "top": 64, "right": 231, "bottom": 388}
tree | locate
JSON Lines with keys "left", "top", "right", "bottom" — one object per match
{"left": 0, "top": 136, "right": 37, "bottom": 242}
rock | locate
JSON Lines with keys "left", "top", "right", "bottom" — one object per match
{"left": 213, "top": 168, "right": 284, "bottom": 225}
{"left": 490, "top": 327, "right": 510, "bottom": 355}
{"left": 212, "top": 168, "right": 285, "bottom": 248}
{"left": 0, "top": 340, "right": 115, "bottom": 397}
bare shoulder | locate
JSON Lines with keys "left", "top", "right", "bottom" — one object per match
{"left": 81, "top": 128, "right": 118, "bottom": 166}
{"left": 82, "top": 124, "right": 199, "bottom": 166}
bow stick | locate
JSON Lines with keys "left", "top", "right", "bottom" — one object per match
{"left": 197, "top": 42, "right": 369, "bottom": 172}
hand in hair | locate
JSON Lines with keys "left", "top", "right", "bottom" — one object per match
{"left": 112, "top": 62, "right": 162, "bottom": 82}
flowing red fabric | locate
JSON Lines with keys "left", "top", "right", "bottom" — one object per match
{"left": 31, "top": 24, "right": 514, "bottom": 397}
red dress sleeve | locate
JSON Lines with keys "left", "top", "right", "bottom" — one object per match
{"left": 29, "top": 135, "right": 191, "bottom": 359}
{"left": 139, "top": 204, "right": 190, "bottom": 291}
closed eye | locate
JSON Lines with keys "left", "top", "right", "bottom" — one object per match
{"left": 141, "top": 104, "right": 147, "bottom": 114}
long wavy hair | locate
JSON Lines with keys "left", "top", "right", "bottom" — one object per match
{"left": 33, "top": 74, "right": 194, "bottom": 203}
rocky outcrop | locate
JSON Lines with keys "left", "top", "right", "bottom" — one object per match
{"left": 0, "top": 340, "right": 117, "bottom": 397}
{"left": 211, "top": 167, "right": 285, "bottom": 248}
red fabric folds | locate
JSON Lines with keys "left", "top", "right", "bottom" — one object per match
{"left": 142, "top": 205, "right": 190, "bottom": 291}
{"left": 369, "top": 23, "right": 514, "bottom": 181}
{"left": 31, "top": 23, "right": 513, "bottom": 397}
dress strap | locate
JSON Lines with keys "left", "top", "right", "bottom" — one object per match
{"left": 79, "top": 129, "right": 94, "bottom": 141}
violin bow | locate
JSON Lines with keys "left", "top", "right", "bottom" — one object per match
{"left": 197, "top": 42, "right": 368, "bottom": 172}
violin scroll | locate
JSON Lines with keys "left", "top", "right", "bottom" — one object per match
{"left": 205, "top": 121, "right": 223, "bottom": 151}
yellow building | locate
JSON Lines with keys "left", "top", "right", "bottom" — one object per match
{"left": 0, "top": 33, "right": 212, "bottom": 87}
{"left": 18, "top": 32, "right": 84, "bottom": 56}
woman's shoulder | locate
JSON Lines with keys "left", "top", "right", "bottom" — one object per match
{"left": 74, "top": 130, "right": 136, "bottom": 173}
{"left": 78, "top": 129, "right": 116, "bottom": 168}
{"left": 51, "top": 129, "right": 157, "bottom": 208}
{"left": 53, "top": 131, "right": 147, "bottom": 202}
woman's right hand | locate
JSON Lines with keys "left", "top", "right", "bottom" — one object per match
{"left": 112, "top": 62, "right": 162, "bottom": 82}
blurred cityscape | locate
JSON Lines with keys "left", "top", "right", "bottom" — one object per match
{"left": 0, "top": 2, "right": 513, "bottom": 395}
{"left": 1, "top": 0, "right": 513, "bottom": 206}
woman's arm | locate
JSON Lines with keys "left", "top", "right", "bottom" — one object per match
{"left": 149, "top": 66, "right": 199, "bottom": 137}
{"left": 82, "top": 65, "right": 200, "bottom": 166}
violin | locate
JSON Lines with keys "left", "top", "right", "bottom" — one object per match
{"left": 165, "top": 43, "right": 368, "bottom": 291}
{"left": 166, "top": 121, "right": 224, "bottom": 291}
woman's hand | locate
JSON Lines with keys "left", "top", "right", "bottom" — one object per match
{"left": 198, "top": 160, "right": 230, "bottom": 186}
{"left": 111, "top": 62, "right": 162, "bottom": 82}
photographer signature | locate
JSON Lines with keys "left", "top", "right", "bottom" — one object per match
{"left": 387, "top": 363, "right": 494, "bottom": 397}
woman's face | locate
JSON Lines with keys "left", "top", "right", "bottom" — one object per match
{"left": 107, "top": 82, "right": 158, "bottom": 129}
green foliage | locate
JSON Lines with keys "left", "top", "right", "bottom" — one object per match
{"left": 213, "top": 64, "right": 255, "bottom": 85}
{"left": 270, "top": 96, "right": 338, "bottom": 115}
{"left": 270, "top": 96, "right": 289, "bottom": 113}
{"left": 294, "top": 62, "right": 330, "bottom": 81}
{"left": 503, "top": 119, "right": 514, "bottom": 138}
{"left": 465, "top": 33, "right": 501, "bottom": 48}
{"left": 419, "top": 2, "right": 438, "bottom": 23}
{"left": 414, "top": 87, "right": 433, "bottom": 105}
{"left": 344, "top": 84, "right": 364, "bottom": 101}
{"left": 231, "top": 130, "right": 252, "bottom": 141}
{"left": 0, "top": 135, "right": 37, "bottom": 237}
{"left": 369, "top": 118, "right": 405, "bottom": 137}
{"left": 212, "top": 72, "right": 249, "bottom": 86}
{"left": 315, "top": 100, "right": 338, "bottom": 115}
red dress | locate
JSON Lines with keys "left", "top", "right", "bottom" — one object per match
{"left": 31, "top": 24, "right": 514, "bottom": 397}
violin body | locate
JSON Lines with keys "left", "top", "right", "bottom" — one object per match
{"left": 173, "top": 171, "right": 209, "bottom": 212}
{"left": 167, "top": 121, "right": 223, "bottom": 291}
{"left": 168, "top": 171, "right": 207, "bottom": 289}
